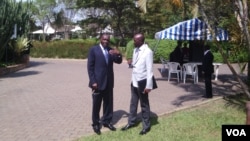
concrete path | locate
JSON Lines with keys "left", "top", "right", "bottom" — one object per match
{"left": 0, "top": 58, "right": 242, "bottom": 141}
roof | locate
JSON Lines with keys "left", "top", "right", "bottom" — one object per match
{"left": 155, "top": 18, "right": 229, "bottom": 41}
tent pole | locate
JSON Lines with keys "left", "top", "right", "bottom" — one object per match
{"left": 153, "top": 39, "right": 161, "bottom": 54}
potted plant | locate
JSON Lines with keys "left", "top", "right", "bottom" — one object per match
{"left": 8, "top": 36, "right": 32, "bottom": 65}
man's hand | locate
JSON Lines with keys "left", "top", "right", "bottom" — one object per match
{"left": 127, "top": 59, "right": 132, "bottom": 65}
{"left": 92, "top": 83, "right": 98, "bottom": 89}
{"left": 143, "top": 88, "right": 151, "bottom": 94}
{"left": 109, "top": 48, "right": 120, "bottom": 55}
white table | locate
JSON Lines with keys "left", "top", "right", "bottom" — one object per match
{"left": 213, "top": 63, "right": 223, "bottom": 81}
{"left": 188, "top": 62, "right": 223, "bottom": 81}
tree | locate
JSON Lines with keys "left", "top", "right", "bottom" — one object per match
{"left": 0, "top": 0, "right": 32, "bottom": 62}
{"left": 31, "top": 0, "right": 57, "bottom": 41}
{"left": 167, "top": 0, "right": 250, "bottom": 99}
{"left": 196, "top": 0, "right": 250, "bottom": 99}
{"left": 76, "top": 0, "right": 138, "bottom": 39}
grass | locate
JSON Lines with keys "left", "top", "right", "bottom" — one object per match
{"left": 0, "top": 61, "right": 17, "bottom": 68}
{"left": 75, "top": 96, "right": 247, "bottom": 141}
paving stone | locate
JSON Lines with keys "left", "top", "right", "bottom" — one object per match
{"left": 0, "top": 58, "right": 241, "bottom": 141}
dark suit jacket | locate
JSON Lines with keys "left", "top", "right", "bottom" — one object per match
{"left": 170, "top": 46, "right": 183, "bottom": 65}
{"left": 202, "top": 51, "right": 214, "bottom": 74}
{"left": 87, "top": 44, "right": 122, "bottom": 90}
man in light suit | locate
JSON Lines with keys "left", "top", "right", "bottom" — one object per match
{"left": 87, "top": 34, "right": 122, "bottom": 135}
{"left": 202, "top": 45, "right": 214, "bottom": 98}
{"left": 121, "top": 33, "right": 155, "bottom": 135}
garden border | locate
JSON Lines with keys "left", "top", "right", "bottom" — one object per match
{"left": 0, "top": 63, "right": 28, "bottom": 76}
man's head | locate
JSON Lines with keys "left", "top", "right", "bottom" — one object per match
{"left": 183, "top": 43, "right": 188, "bottom": 47}
{"left": 133, "top": 33, "right": 145, "bottom": 48}
{"left": 100, "top": 34, "right": 110, "bottom": 48}
{"left": 204, "top": 45, "right": 210, "bottom": 51}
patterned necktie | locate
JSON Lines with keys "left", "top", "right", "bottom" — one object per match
{"left": 104, "top": 48, "right": 109, "bottom": 64}
{"left": 134, "top": 48, "right": 139, "bottom": 60}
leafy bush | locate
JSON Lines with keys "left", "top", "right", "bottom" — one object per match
{"left": 9, "top": 36, "right": 32, "bottom": 55}
{"left": 30, "top": 38, "right": 247, "bottom": 64}
{"left": 125, "top": 39, "right": 177, "bottom": 63}
{"left": 213, "top": 52, "right": 223, "bottom": 63}
{"left": 0, "top": 0, "right": 32, "bottom": 63}
{"left": 30, "top": 39, "right": 96, "bottom": 59}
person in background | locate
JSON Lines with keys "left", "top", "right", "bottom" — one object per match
{"left": 202, "top": 45, "right": 214, "bottom": 98}
{"left": 87, "top": 34, "right": 123, "bottom": 135}
{"left": 182, "top": 42, "right": 189, "bottom": 63}
{"left": 169, "top": 43, "right": 184, "bottom": 66}
{"left": 121, "top": 33, "right": 155, "bottom": 135}
{"left": 125, "top": 42, "right": 134, "bottom": 68}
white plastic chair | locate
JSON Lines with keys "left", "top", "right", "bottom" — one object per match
{"left": 182, "top": 63, "right": 198, "bottom": 84}
{"left": 160, "top": 57, "right": 168, "bottom": 73}
{"left": 167, "top": 62, "right": 182, "bottom": 82}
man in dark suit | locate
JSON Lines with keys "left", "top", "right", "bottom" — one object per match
{"left": 121, "top": 33, "right": 156, "bottom": 135}
{"left": 87, "top": 34, "right": 123, "bottom": 135}
{"left": 202, "top": 45, "right": 214, "bottom": 98}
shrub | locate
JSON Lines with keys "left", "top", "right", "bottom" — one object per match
{"left": 30, "top": 39, "right": 96, "bottom": 59}
{"left": 30, "top": 38, "right": 246, "bottom": 65}
{"left": 125, "top": 39, "right": 177, "bottom": 63}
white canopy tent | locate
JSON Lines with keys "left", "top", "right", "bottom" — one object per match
{"left": 32, "top": 23, "right": 55, "bottom": 34}
{"left": 70, "top": 25, "right": 82, "bottom": 32}
{"left": 32, "top": 29, "right": 43, "bottom": 34}
{"left": 44, "top": 23, "right": 55, "bottom": 34}
{"left": 97, "top": 25, "right": 114, "bottom": 34}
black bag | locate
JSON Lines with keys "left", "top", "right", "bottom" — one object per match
{"left": 137, "top": 76, "right": 158, "bottom": 93}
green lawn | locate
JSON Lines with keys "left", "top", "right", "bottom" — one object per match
{"left": 75, "top": 96, "right": 247, "bottom": 141}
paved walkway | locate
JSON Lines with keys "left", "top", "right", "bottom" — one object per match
{"left": 0, "top": 58, "right": 243, "bottom": 141}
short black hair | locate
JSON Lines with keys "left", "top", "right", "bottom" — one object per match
{"left": 100, "top": 33, "right": 110, "bottom": 39}
{"left": 204, "top": 45, "right": 210, "bottom": 50}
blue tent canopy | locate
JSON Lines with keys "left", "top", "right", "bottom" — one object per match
{"left": 154, "top": 18, "right": 229, "bottom": 41}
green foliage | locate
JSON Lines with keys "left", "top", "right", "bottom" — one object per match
{"left": 125, "top": 40, "right": 134, "bottom": 60}
{"left": 9, "top": 36, "right": 31, "bottom": 56}
{"left": 30, "top": 38, "right": 248, "bottom": 65}
{"left": 0, "top": 62, "right": 16, "bottom": 68}
{"left": 77, "top": 0, "right": 137, "bottom": 39}
{"left": 212, "top": 52, "right": 223, "bottom": 63}
{"left": 4, "top": 36, "right": 33, "bottom": 63}
{"left": 30, "top": 39, "right": 96, "bottom": 59}
{"left": 0, "top": 0, "right": 32, "bottom": 63}
{"left": 125, "top": 39, "right": 177, "bottom": 62}
{"left": 150, "top": 40, "right": 177, "bottom": 62}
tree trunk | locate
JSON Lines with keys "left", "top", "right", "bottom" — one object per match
{"left": 246, "top": 101, "right": 250, "bottom": 124}
{"left": 197, "top": 0, "right": 250, "bottom": 99}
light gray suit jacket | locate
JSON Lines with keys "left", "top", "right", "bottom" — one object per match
{"left": 131, "top": 44, "right": 154, "bottom": 89}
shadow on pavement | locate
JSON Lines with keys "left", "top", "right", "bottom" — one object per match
{"left": 156, "top": 67, "right": 244, "bottom": 107}
{"left": 29, "top": 60, "right": 47, "bottom": 68}
{"left": 1, "top": 71, "right": 41, "bottom": 78}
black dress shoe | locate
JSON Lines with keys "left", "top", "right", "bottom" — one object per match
{"left": 121, "top": 124, "right": 134, "bottom": 131}
{"left": 103, "top": 123, "right": 116, "bottom": 131}
{"left": 92, "top": 125, "right": 101, "bottom": 135}
{"left": 139, "top": 127, "right": 150, "bottom": 135}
